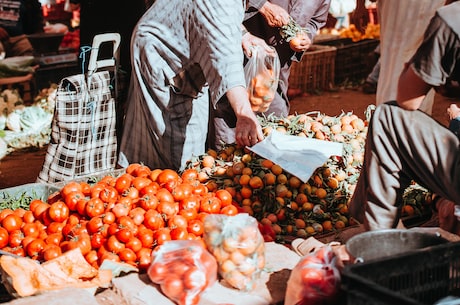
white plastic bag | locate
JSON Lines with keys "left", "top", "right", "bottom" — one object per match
{"left": 244, "top": 46, "right": 280, "bottom": 113}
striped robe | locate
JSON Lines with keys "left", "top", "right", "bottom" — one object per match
{"left": 118, "top": 0, "right": 246, "bottom": 171}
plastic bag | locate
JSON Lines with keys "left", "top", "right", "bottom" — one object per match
{"left": 244, "top": 46, "right": 280, "bottom": 113}
{"left": 203, "top": 213, "right": 265, "bottom": 291}
{"left": 147, "top": 240, "right": 218, "bottom": 305}
{"left": 285, "top": 245, "right": 341, "bottom": 305}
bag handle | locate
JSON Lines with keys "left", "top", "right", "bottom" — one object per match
{"left": 87, "top": 33, "right": 121, "bottom": 74}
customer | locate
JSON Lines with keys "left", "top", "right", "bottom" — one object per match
{"left": 118, "top": 0, "right": 263, "bottom": 172}
{"left": 212, "top": 0, "right": 331, "bottom": 148}
{"left": 356, "top": 0, "right": 446, "bottom": 115}
{"left": 348, "top": 1, "right": 460, "bottom": 231}
{"left": 0, "top": 0, "right": 68, "bottom": 57}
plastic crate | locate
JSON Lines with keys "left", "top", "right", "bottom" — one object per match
{"left": 342, "top": 242, "right": 460, "bottom": 305}
{"left": 289, "top": 44, "right": 336, "bottom": 93}
{"left": 318, "top": 38, "right": 379, "bottom": 84}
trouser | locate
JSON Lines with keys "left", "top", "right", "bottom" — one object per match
{"left": 349, "top": 102, "right": 460, "bottom": 230}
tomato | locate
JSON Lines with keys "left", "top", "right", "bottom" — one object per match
{"left": 138, "top": 194, "right": 159, "bottom": 211}
{"left": 215, "top": 189, "right": 233, "bottom": 207}
{"left": 115, "top": 173, "right": 134, "bottom": 194}
{"left": 138, "top": 228, "right": 155, "bottom": 248}
{"left": 61, "top": 181, "right": 83, "bottom": 200}
{"left": 179, "top": 208, "right": 198, "bottom": 222}
{"left": 137, "top": 247, "right": 153, "bottom": 270}
{"left": 85, "top": 197, "right": 105, "bottom": 218}
{"left": 126, "top": 163, "right": 141, "bottom": 175}
{"left": 99, "top": 175, "right": 116, "bottom": 187}
{"left": 153, "top": 228, "right": 171, "bottom": 246}
{"left": 48, "top": 201, "right": 70, "bottom": 223}
{"left": 75, "top": 198, "right": 88, "bottom": 217}
{"left": 148, "top": 261, "right": 169, "bottom": 283}
{"left": 7, "top": 246, "right": 26, "bottom": 257}
{"left": 26, "top": 238, "right": 46, "bottom": 259}
{"left": 91, "top": 232, "right": 106, "bottom": 249}
{"left": 85, "top": 250, "right": 99, "bottom": 268}
{"left": 102, "top": 211, "right": 116, "bottom": 225}
{"left": 99, "top": 186, "right": 119, "bottom": 204}
{"left": 161, "top": 275, "right": 184, "bottom": 300}
{"left": 113, "top": 203, "right": 132, "bottom": 220}
{"left": 157, "top": 169, "right": 180, "bottom": 186}
{"left": 64, "top": 191, "right": 86, "bottom": 211}
{"left": 181, "top": 168, "right": 199, "bottom": 184}
{"left": 29, "top": 200, "right": 45, "bottom": 214}
{"left": 129, "top": 207, "right": 146, "bottom": 226}
{"left": 115, "top": 227, "right": 133, "bottom": 243}
{"left": 80, "top": 182, "right": 92, "bottom": 196}
{"left": 143, "top": 209, "right": 165, "bottom": 230}
{"left": 22, "top": 210, "right": 35, "bottom": 224}
{"left": 180, "top": 195, "right": 200, "bottom": 211}
{"left": 119, "top": 248, "right": 137, "bottom": 264}
{"left": 220, "top": 204, "right": 239, "bottom": 216}
{"left": 8, "top": 230, "right": 24, "bottom": 248}
{"left": 133, "top": 164, "right": 152, "bottom": 178}
{"left": 199, "top": 196, "right": 221, "bottom": 214}
{"left": 61, "top": 232, "right": 92, "bottom": 256}
{"left": 2, "top": 214, "right": 23, "bottom": 233}
{"left": 98, "top": 251, "right": 120, "bottom": 265}
{"left": 45, "top": 233, "right": 63, "bottom": 246}
{"left": 132, "top": 177, "right": 152, "bottom": 191}
{"left": 125, "top": 236, "right": 142, "bottom": 253}
{"left": 22, "top": 222, "right": 40, "bottom": 237}
{"left": 170, "top": 227, "right": 188, "bottom": 240}
{"left": 117, "top": 215, "right": 137, "bottom": 232}
{"left": 155, "top": 188, "right": 174, "bottom": 203}
{"left": 193, "top": 184, "right": 208, "bottom": 196}
{"left": 168, "top": 214, "right": 188, "bottom": 230}
{"left": 106, "top": 235, "right": 125, "bottom": 254}
{"left": 31, "top": 202, "right": 50, "bottom": 220}
{"left": 157, "top": 201, "right": 179, "bottom": 220}
{"left": 123, "top": 187, "right": 140, "bottom": 202}
{"left": 43, "top": 244, "right": 62, "bottom": 261}
{"left": 140, "top": 182, "right": 160, "bottom": 197}
{"left": 187, "top": 219, "right": 204, "bottom": 237}
{"left": 87, "top": 216, "right": 104, "bottom": 234}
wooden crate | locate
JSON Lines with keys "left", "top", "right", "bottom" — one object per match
{"left": 289, "top": 44, "right": 337, "bottom": 93}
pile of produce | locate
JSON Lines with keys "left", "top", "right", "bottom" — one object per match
{"left": 319, "top": 23, "right": 380, "bottom": 41}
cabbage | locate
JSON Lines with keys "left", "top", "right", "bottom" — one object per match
{"left": 6, "top": 110, "right": 22, "bottom": 132}
{"left": 19, "top": 105, "right": 53, "bottom": 131}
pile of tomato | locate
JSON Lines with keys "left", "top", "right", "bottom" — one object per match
{"left": 0, "top": 164, "right": 239, "bottom": 271}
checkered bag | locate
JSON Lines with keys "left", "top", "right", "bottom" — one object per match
{"left": 37, "top": 71, "right": 117, "bottom": 183}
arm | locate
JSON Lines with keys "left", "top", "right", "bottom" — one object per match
{"left": 226, "top": 86, "right": 264, "bottom": 147}
{"left": 397, "top": 64, "right": 432, "bottom": 110}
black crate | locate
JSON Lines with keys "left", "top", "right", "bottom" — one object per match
{"left": 318, "top": 38, "right": 379, "bottom": 84}
{"left": 342, "top": 242, "right": 460, "bottom": 305}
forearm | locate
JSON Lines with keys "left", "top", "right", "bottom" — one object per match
{"left": 226, "top": 86, "right": 253, "bottom": 117}
{"left": 397, "top": 64, "right": 432, "bottom": 110}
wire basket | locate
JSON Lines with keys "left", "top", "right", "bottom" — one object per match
{"left": 289, "top": 44, "right": 336, "bottom": 93}
{"left": 342, "top": 241, "right": 460, "bottom": 305}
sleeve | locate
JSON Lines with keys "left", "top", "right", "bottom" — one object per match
{"left": 191, "top": 0, "right": 246, "bottom": 105}
{"left": 247, "top": 0, "right": 267, "bottom": 11}
{"left": 410, "top": 13, "right": 460, "bottom": 87}
{"left": 290, "top": 0, "right": 331, "bottom": 41}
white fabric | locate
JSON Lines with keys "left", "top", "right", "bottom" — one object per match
{"left": 376, "top": 0, "right": 445, "bottom": 114}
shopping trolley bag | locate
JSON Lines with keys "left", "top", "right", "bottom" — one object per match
{"left": 37, "top": 33, "right": 120, "bottom": 183}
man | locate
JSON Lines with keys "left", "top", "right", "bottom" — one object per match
{"left": 118, "top": 0, "right": 263, "bottom": 171}
{"left": 212, "top": 0, "right": 331, "bottom": 148}
{"left": 349, "top": 1, "right": 460, "bottom": 230}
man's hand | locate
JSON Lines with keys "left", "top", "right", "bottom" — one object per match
{"left": 226, "top": 86, "right": 264, "bottom": 147}
{"left": 289, "top": 31, "right": 312, "bottom": 52}
{"left": 242, "top": 32, "right": 276, "bottom": 57}
{"left": 259, "top": 2, "right": 290, "bottom": 27}
{"left": 448, "top": 104, "right": 460, "bottom": 120}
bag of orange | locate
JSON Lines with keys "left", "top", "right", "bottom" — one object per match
{"left": 244, "top": 45, "right": 280, "bottom": 113}
{"left": 147, "top": 240, "right": 218, "bottom": 305}
{"left": 203, "top": 213, "right": 265, "bottom": 291}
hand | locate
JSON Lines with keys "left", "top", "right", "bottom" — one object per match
{"left": 242, "top": 32, "right": 276, "bottom": 57}
{"left": 447, "top": 104, "right": 460, "bottom": 121}
{"left": 43, "top": 23, "right": 68, "bottom": 34}
{"left": 226, "top": 86, "right": 264, "bottom": 147}
{"left": 259, "top": 2, "right": 290, "bottom": 27}
{"left": 289, "top": 31, "right": 312, "bottom": 52}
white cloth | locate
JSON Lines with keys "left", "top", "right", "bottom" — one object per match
{"left": 376, "top": 0, "right": 445, "bottom": 114}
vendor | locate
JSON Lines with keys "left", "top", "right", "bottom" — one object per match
{"left": 0, "top": 0, "right": 68, "bottom": 58}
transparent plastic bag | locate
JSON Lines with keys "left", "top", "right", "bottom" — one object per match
{"left": 244, "top": 46, "right": 280, "bottom": 113}
{"left": 285, "top": 245, "right": 341, "bottom": 305}
{"left": 147, "top": 240, "right": 218, "bottom": 305}
{"left": 203, "top": 213, "right": 265, "bottom": 291}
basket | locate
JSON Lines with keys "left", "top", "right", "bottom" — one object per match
{"left": 0, "top": 183, "right": 60, "bottom": 207}
{"left": 342, "top": 241, "right": 460, "bottom": 305}
{"left": 289, "top": 44, "right": 336, "bottom": 93}
{"left": 318, "top": 38, "right": 379, "bottom": 84}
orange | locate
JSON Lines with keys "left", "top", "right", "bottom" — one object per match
{"left": 249, "top": 176, "right": 264, "bottom": 189}
{"left": 270, "top": 164, "right": 283, "bottom": 176}
{"left": 263, "top": 172, "right": 276, "bottom": 185}
{"left": 239, "top": 174, "right": 251, "bottom": 186}
{"left": 201, "top": 155, "right": 215, "bottom": 168}
{"left": 261, "top": 159, "right": 274, "bottom": 169}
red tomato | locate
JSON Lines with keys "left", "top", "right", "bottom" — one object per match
{"left": 8, "top": 230, "right": 24, "bottom": 248}
{"left": 87, "top": 216, "right": 104, "bottom": 234}
{"left": 168, "top": 214, "right": 188, "bottom": 230}
{"left": 138, "top": 228, "right": 155, "bottom": 248}
{"left": 91, "top": 232, "right": 106, "bottom": 249}
{"left": 43, "top": 244, "right": 62, "bottom": 261}
{"left": 170, "top": 227, "right": 189, "bottom": 240}
{"left": 138, "top": 194, "right": 159, "bottom": 211}
{"left": 143, "top": 209, "right": 165, "bottom": 230}
{"left": 106, "top": 235, "right": 125, "bottom": 254}
{"left": 133, "top": 165, "right": 152, "bottom": 178}
{"left": 30, "top": 202, "right": 50, "bottom": 220}
{"left": 26, "top": 238, "right": 46, "bottom": 259}
{"left": 86, "top": 198, "right": 105, "bottom": 218}
{"left": 161, "top": 275, "right": 184, "bottom": 300}
{"left": 111, "top": 202, "right": 131, "bottom": 218}
{"left": 64, "top": 191, "right": 86, "bottom": 211}
{"left": 157, "top": 201, "right": 179, "bottom": 220}
{"left": 215, "top": 189, "right": 233, "bottom": 207}
{"left": 119, "top": 248, "right": 137, "bottom": 264}
{"left": 187, "top": 219, "right": 204, "bottom": 237}
{"left": 85, "top": 249, "right": 99, "bottom": 268}
{"left": 179, "top": 208, "right": 198, "bottom": 222}
{"left": 129, "top": 207, "right": 146, "bottom": 226}
{"left": 45, "top": 233, "right": 63, "bottom": 246}
{"left": 157, "top": 169, "right": 180, "bottom": 189}
{"left": 2, "top": 214, "right": 23, "bottom": 233}
{"left": 132, "top": 177, "right": 152, "bottom": 191}
{"left": 179, "top": 195, "right": 200, "bottom": 211}
{"left": 181, "top": 168, "right": 199, "bottom": 184}
{"left": 153, "top": 228, "right": 171, "bottom": 246}
{"left": 115, "top": 227, "right": 133, "bottom": 243}
{"left": 102, "top": 211, "right": 116, "bottom": 225}
{"left": 199, "top": 196, "right": 221, "bottom": 214}
{"left": 220, "top": 204, "right": 238, "bottom": 216}
{"left": 125, "top": 236, "right": 143, "bottom": 253}
{"left": 115, "top": 173, "right": 134, "bottom": 194}
{"left": 155, "top": 188, "right": 174, "bottom": 203}
{"left": 22, "top": 222, "right": 40, "bottom": 237}
{"left": 148, "top": 261, "right": 169, "bottom": 283}
{"left": 48, "top": 201, "right": 70, "bottom": 223}
{"left": 99, "top": 186, "right": 119, "bottom": 204}
{"left": 61, "top": 181, "right": 83, "bottom": 199}
{"left": 61, "top": 233, "right": 92, "bottom": 256}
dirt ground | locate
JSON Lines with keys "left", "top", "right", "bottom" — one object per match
{"left": 0, "top": 84, "right": 456, "bottom": 189}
